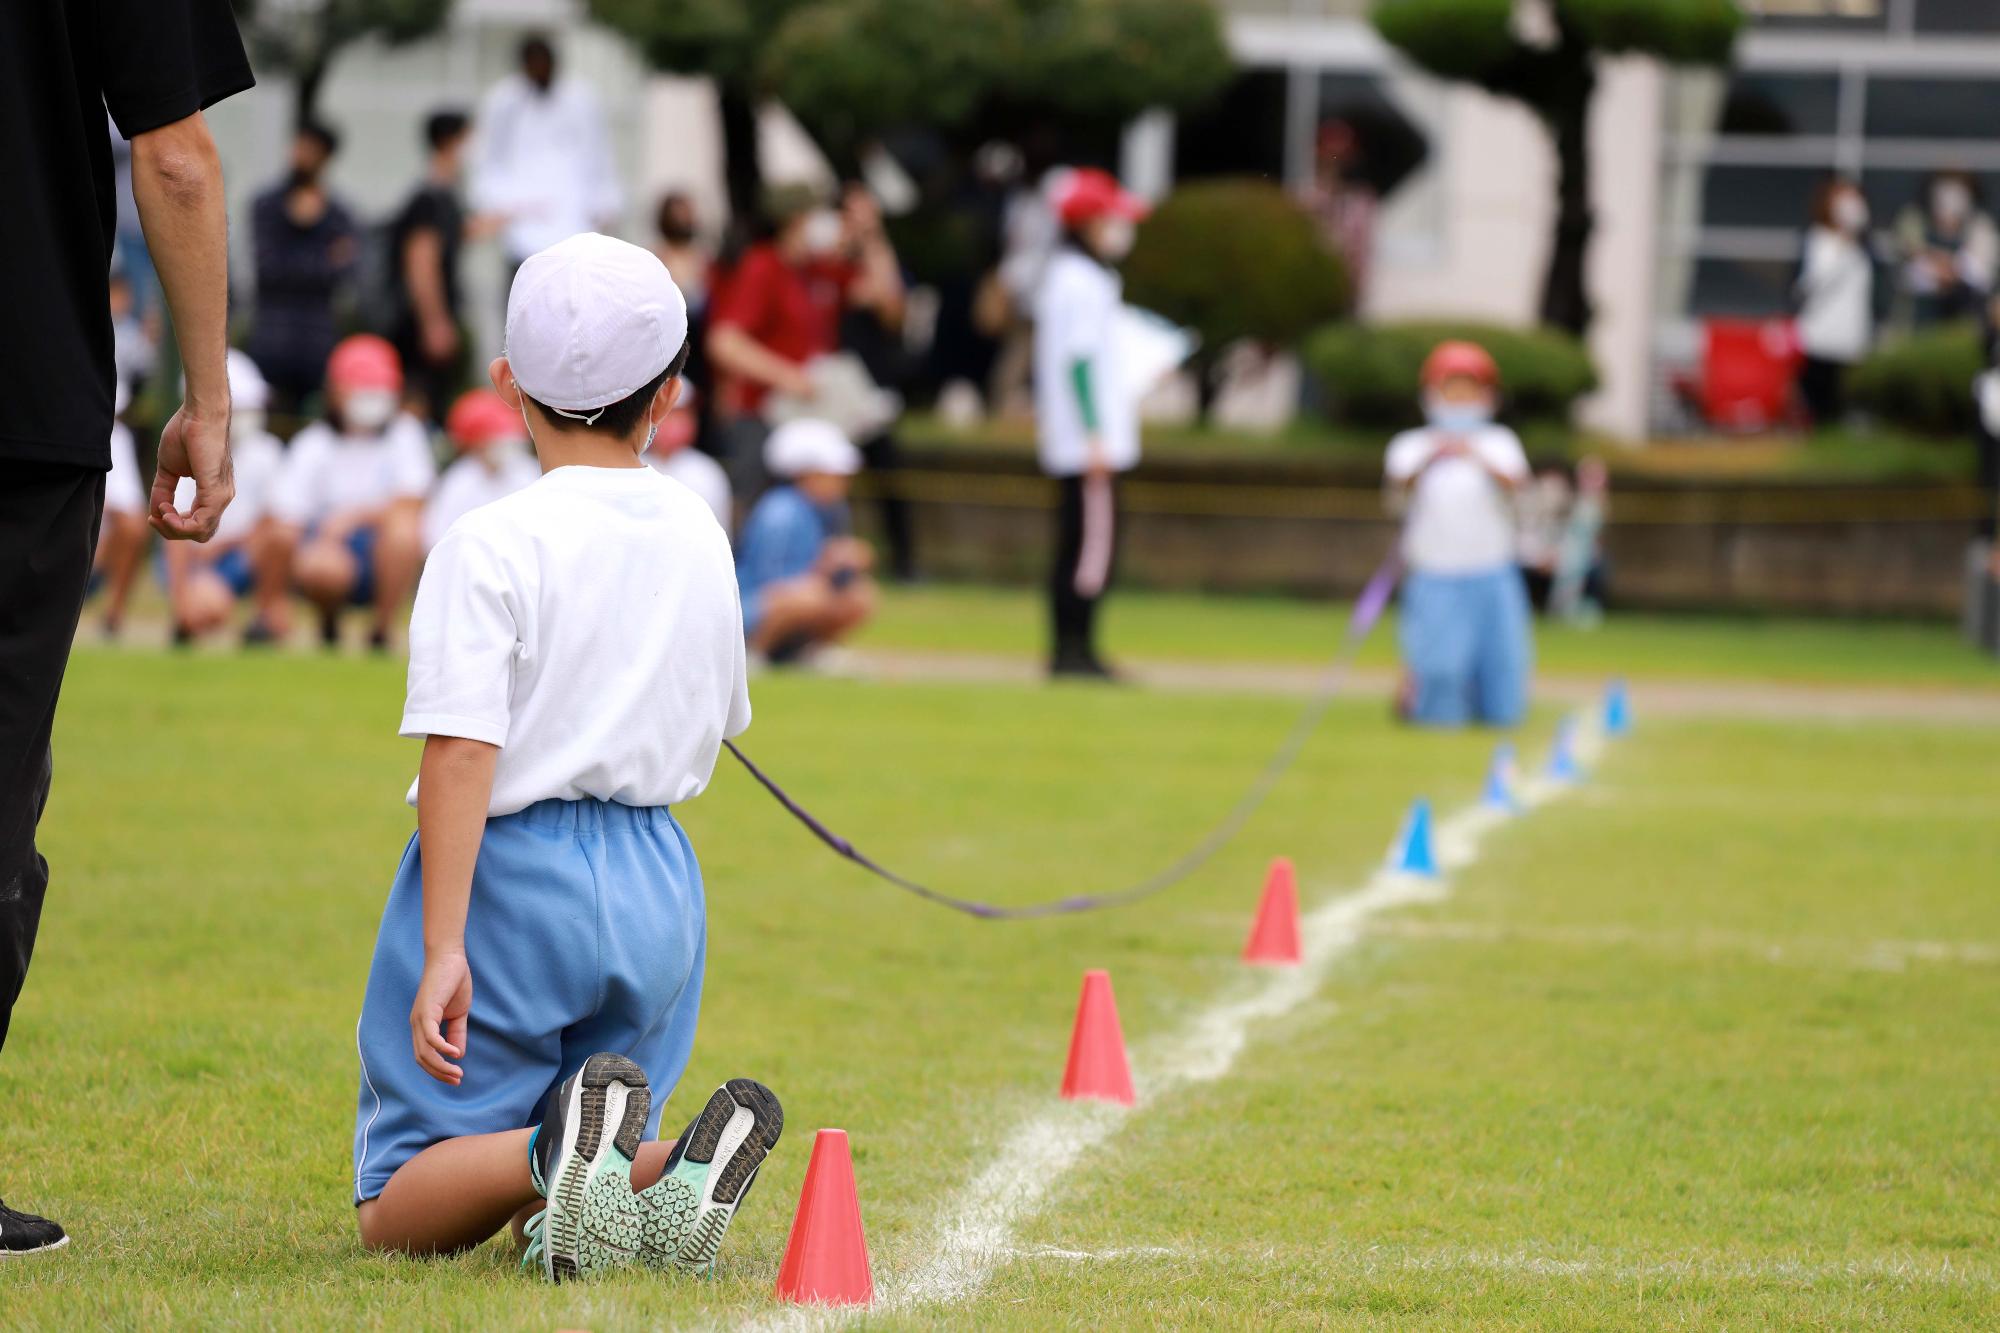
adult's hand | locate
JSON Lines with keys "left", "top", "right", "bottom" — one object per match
{"left": 149, "top": 404, "right": 234, "bottom": 541}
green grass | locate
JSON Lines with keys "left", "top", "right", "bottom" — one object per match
{"left": 3, "top": 642, "right": 1997, "bottom": 1328}
{"left": 860, "top": 583, "right": 2000, "bottom": 690}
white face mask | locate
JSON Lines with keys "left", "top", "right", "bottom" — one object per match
{"left": 1096, "top": 217, "right": 1136, "bottom": 262}
{"left": 342, "top": 389, "right": 398, "bottom": 433}
{"left": 1832, "top": 192, "right": 1869, "bottom": 234}
{"left": 230, "top": 408, "right": 267, "bottom": 445}
{"left": 801, "top": 209, "right": 843, "bottom": 256}
{"left": 1423, "top": 392, "right": 1493, "bottom": 433}
{"left": 1934, "top": 181, "right": 1973, "bottom": 226}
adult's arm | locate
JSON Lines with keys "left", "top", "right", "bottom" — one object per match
{"left": 402, "top": 223, "right": 459, "bottom": 362}
{"left": 134, "top": 111, "right": 234, "bottom": 542}
{"left": 708, "top": 323, "right": 815, "bottom": 400}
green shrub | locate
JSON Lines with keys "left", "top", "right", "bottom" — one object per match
{"left": 1123, "top": 179, "right": 1350, "bottom": 358}
{"left": 1848, "top": 323, "right": 1987, "bottom": 438}
{"left": 1301, "top": 320, "right": 1598, "bottom": 428}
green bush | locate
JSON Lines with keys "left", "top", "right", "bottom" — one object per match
{"left": 1123, "top": 180, "right": 1350, "bottom": 357}
{"left": 1848, "top": 323, "right": 1987, "bottom": 438}
{"left": 1301, "top": 320, "right": 1598, "bottom": 428}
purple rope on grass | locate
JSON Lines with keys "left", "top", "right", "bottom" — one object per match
{"left": 725, "top": 552, "right": 1404, "bottom": 920}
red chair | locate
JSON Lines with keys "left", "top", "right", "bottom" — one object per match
{"left": 1672, "top": 319, "right": 1803, "bottom": 432}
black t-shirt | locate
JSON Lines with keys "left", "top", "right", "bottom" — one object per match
{"left": 389, "top": 182, "right": 467, "bottom": 332}
{"left": 0, "top": 1, "right": 253, "bottom": 469}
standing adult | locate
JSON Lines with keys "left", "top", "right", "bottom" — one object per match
{"left": 246, "top": 121, "right": 358, "bottom": 416}
{"left": 471, "top": 34, "right": 622, "bottom": 285}
{"left": 1794, "top": 177, "right": 1877, "bottom": 426}
{"left": 390, "top": 110, "right": 478, "bottom": 425}
{"left": 1, "top": 0, "right": 252, "bottom": 1255}
{"left": 835, "top": 180, "right": 918, "bottom": 581}
{"left": 1895, "top": 171, "right": 1998, "bottom": 328}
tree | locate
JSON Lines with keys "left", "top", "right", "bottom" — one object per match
{"left": 1372, "top": 0, "right": 1740, "bottom": 335}
{"left": 230, "top": 0, "right": 454, "bottom": 128}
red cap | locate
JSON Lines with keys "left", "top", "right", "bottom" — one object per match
{"left": 327, "top": 334, "right": 403, "bottom": 394}
{"left": 1051, "top": 167, "right": 1149, "bottom": 227}
{"left": 445, "top": 389, "right": 522, "bottom": 450}
{"left": 1421, "top": 340, "right": 1500, "bottom": 389}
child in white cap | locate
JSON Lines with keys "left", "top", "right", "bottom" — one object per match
{"left": 734, "top": 417, "right": 876, "bottom": 663}
{"left": 351, "top": 233, "right": 780, "bottom": 1281}
{"left": 89, "top": 379, "right": 149, "bottom": 639}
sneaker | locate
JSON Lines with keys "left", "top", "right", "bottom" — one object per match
{"left": 317, "top": 610, "right": 341, "bottom": 651}
{"left": 522, "top": 1052, "right": 653, "bottom": 1281}
{"left": 636, "top": 1078, "right": 783, "bottom": 1274}
{"left": 240, "top": 618, "right": 279, "bottom": 649}
{"left": 0, "top": 1200, "right": 68, "bottom": 1257}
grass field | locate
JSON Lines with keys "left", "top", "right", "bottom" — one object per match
{"left": 2, "top": 608, "right": 1997, "bottom": 1328}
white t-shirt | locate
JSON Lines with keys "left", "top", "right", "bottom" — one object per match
{"left": 471, "top": 75, "right": 623, "bottom": 261}
{"left": 105, "top": 421, "right": 145, "bottom": 516}
{"left": 401, "top": 465, "right": 751, "bottom": 816}
{"left": 647, "top": 447, "right": 733, "bottom": 534}
{"left": 174, "top": 430, "right": 284, "bottom": 546}
{"left": 1384, "top": 424, "right": 1530, "bottom": 574}
{"left": 271, "top": 415, "right": 435, "bottom": 528}
{"left": 1795, "top": 226, "right": 1874, "bottom": 365}
{"left": 424, "top": 446, "right": 543, "bottom": 551}
{"left": 1034, "top": 248, "right": 1138, "bottom": 478}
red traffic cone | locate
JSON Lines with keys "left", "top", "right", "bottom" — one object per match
{"left": 1242, "top": 856, "right": 1302, "bottom": 965}
{"left": 1061, "top": 969, "right": 1135, "bottom": 1105}
{"left": 774, "top": 1128, "right": 874, "bottom": 1307}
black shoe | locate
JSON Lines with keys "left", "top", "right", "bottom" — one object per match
{"left": 0, "top": 1200, "right": 68, "bottom": 1256}
{"left": 171, "top": 622, "right": 195, "bottom": 649}
{"left": 367, "top": 627, "right": 390, "bottom": 655}
{"left": 241, "top": 618, "right": 278, "bottom": 649}
{"left": 318, "top": 610, "right": 341, "bottom": 651}
{"left": 1050, "top": 654, "right": 1116, "bottom": 682}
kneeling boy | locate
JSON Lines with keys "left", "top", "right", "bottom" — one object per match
{"left": 352, "top": 234, "right": 778, "bottom": 1280}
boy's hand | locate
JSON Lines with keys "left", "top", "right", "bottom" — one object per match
{"left": 411, "top": 949, "right": 473, "bottom": 1085}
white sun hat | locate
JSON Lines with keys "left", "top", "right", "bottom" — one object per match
{"left": 764, "top": 418, "right": 862, "bottom": 479}
{"left": 505, "top": 232, "right": 689, "bottom": 421}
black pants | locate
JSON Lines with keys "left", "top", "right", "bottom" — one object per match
{"left": 1799, "top": 355, "right": 1848, "bottom": 426}
{"left": 1, "top": 464, "right": 101, "bottom": 1056}
{"left": 1049, "top": 473, "right": 1122, "bottom": 667}
{"left": 859, "top": 431, "right": 916, "bottom": 582}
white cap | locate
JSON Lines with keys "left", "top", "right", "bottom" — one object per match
{"left": 505, "top": 233, "right": 688, "bottom": 421}
{"left": 227, "top": 350, "right": 271, "bottom": 412}
{"left": 765, "top": 418, "right": 861, "bottom": 479}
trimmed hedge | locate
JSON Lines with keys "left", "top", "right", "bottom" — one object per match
{"left": 1848, "top": 323, "right": 1987, "bottom": 438}
{"left": 1301, "top": 320, "right": 1598, "bottom": 428}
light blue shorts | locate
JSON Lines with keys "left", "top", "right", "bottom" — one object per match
{"left": 1398, "top": 566, "right": 1533, "bottom": 728}
{"left": 352, "top": 798, "right": 706, "bottom": 1203}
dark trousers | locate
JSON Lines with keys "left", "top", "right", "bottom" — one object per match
{"left": 1799, "top": 355, "right": 1848, "bottom": 426}
{"left": 859, "top": 431, "right": 916, "bottom": 581}
{"left": 1, "top": 464, "right": 102, "bottom": 1055}
{"left": 1049, "top": 473, "right": 1122, "bottom": 667}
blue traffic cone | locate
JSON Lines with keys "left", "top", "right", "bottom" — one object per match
{"left": 1604, "top": 679, "right": 1631, "bottom": 737}
{"left": 1392, "top": 798, "right": 1439, "bottom": 876}
{"left": 1547, "top": 718, "right": 1583, "bottom": 783}
{"left": 1483, "top": 742, "right": 1519, "bottom": 813}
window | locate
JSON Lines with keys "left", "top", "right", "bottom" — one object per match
{"left": 1718, "top": 73, "right": 1842, "bottom": 139}
{"left": 1688, "top": 258, "right": 1800, "bottom": 318}
{"left": 1914, "top": 0, "right": 2000, "bottom": 34}
{"left": 1699, "top": 165, "right": 1831, "bottom": 229}
{"left": 1864, "top": 77, "right": 2000, "bottom": 141}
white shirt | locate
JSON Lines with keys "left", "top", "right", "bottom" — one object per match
{"left": 1384, "top": 424, "right": 1529, "bottom": 574}
{"left": 424, "top": 446, "right": 543, "bottom": 551}
{"left": 471, "top": 76, "right": 623, "bottom": 261}
{"left": 1795, "top": 226, "right": 1874, "bottom": 365}
{"left": 271, "top": 415, "right": 435, "bottom": 527}
{"left": 647, "top": 446, "right": 733, "bottom": 534}
{"left": 105, "top": 421, "right": 145, "bottom": 516}
{"left": 175, "top": 429, "right": 284, "bottom": 546}
{"left": 1034, "top": 248, "right": 1137, "bottom": 477}
{"left": 401, "top": 465, "right": 751, "bottom": 816}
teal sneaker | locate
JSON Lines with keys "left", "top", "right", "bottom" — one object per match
{"left": 635, "top": 1078, "right": 784, "bottom": 1274}
{"left": 522, "top": 1052, "right": 652, "bottom": 1281}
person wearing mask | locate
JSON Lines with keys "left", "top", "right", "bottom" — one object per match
{"left": 1795, "top": 177, "right": 1877, "bottom": 426}
{"left": 247, "top": 121, "right": 358, "bottom": 415}
{"left": 1034, "top": 168, "right": 1148, "bottom": 680}
{"left": 471, "top": 34, "right": 622, "bottom": 285}
{"left": 423, "top": 389, "right": 542, "bottom": 551}
{"left": 391, "top": 110, "right": 484, "bottom": 425}
{"left": 644, "top": 386, "right": 734, "bottom": 534}
{"left": 1, "top": 0, "right": 252, "bottom": 1256}
{"left": 735, "top": 419, "right": 876, "bottom": 664}
{"left": 1896, "top": 171, "right": 1998, "bottom": 327}
{"left": 835, "top": 180, "right": 918, "bottom": 581}
{"left": 163, "top": 352, "right": 286, "bottom": 642}
{"left": 253, "top": 335, "right": 435, "bottom": 650}
{"left": 653, "top": 191, "right": 712, "bottom": 317}
{"left": 1384, "top": 341, "right": 1533, "bottom": 728}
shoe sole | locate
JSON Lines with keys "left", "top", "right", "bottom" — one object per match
{"left": 644, "top": 1078, "right": 784, "bottom": 1273}
{"left": 0, "top": 1235, "right": 69, "bottom": 1258}
{"left": 542, "top": 1053, "right": 651, "bottom": 1282}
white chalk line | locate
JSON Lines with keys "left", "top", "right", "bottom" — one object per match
{"left": 1365, "top": 918, "right": 2000, "bottom": 972}
{"left": 745, "top": 727, "right": 1606, "bottom": 1330}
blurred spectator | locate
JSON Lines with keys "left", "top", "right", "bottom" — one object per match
{"left": 1977, "top": 296, "right": 2000, "bottom": 579}
{"left": 1895, "top": 171, "right": 1997, "bottom": 327}
{"left": 1384, "top": 341, "right": 1531, "bottom": 727}
{"left": 1795, "top": 177, "right": 1878, "bottom": 426}
{"left": 163, "top": 352, "right": 285, "bottom": 643}
{"left": 107, "top": 264, "right": 159, "bottom": 393}
{"left": 472, "top": 33, "right": 622, "bottom": 281}
{"left": 423, "top": 389, "right": 540, "bottom": 551}
{"left": 93, "top": 380, "right": 148, "bottom": 639}
{"left": 247, "top": 121, "right": 358, "bottom": 415}
{"left": 644, "top": 387, "right": 733, "bottom": 533}
{"left": 105, "top": 111, "right": 156, "bottom": 317}
{"left": 736, "top": 419, "right": 875, "bottom": 664}
{"left": 653, "top": 192, "right": 712, "bottom": 315}
{"left": 390, "top": 109, "right": 482, "bottom": 425}
{"left": 1300, "top": 120, "right": 1379, "bottom": 306}
{"left": 1036, "top": 168, "right": 1148, "bottom": 680}
{"left": 1515, "top": 465, "right": 1572, "bottom": 612}
{"left": 836, "top": 179, "right": 917, "bottom": 580}
{"left": 251, "top": 335, "right": 433, "bottom": 650}
{"left": 1547, "top": 455, "right": 1610, "bottom": 626}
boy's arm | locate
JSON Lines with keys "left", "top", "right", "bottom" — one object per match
{"left": 410, "top": 734, "right": 499, "bottom": 1085}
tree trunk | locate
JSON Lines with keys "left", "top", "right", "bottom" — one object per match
{"left": 1536, "top": 58, "right": 1596, "bottom": 335}
{"left": 718, "top": 79, "right": 763, "bottom": 223}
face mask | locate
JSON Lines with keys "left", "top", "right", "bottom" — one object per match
{"left": 1832, "top": 193, "right": 1869, "bottom": 233}
{"left": 230, "top": 409, "right": 267, "bottom": 445}
{"left": 1934, "top": 181, "right": 1973, "bottom": 226}
{"left": 342, "top": 389, "right": 398, "bottom": 434}
{"left": 801, "top": 209, "right": 844, "bottom": 256}
{"left": 1096, "top": 217, "right": 1136, "bottom": 262}
{"left": 1423, "top": 393, "right": 1492, "bottom": 433}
